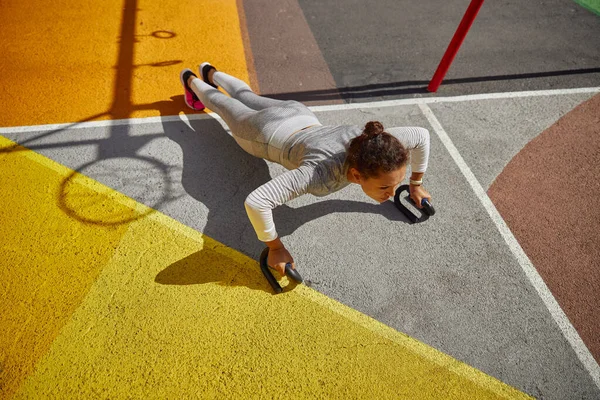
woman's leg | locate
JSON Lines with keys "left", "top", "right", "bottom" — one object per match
{"left": 189, "top": 77, "right": 254, "bottom": 130}
{"left": 188, "top": 76, "right": 270, "bottom": 159}
{"left": 211, "top": 70, "right": 287, "bottom": 111}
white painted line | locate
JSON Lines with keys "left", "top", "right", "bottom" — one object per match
{"left": 418, "top": 102, "right": 600, "bottom": 390}
{"left": 1, "top": 87, "right": 598, "bottom": 135}
{"left": 309, "top": 86, "right": 600, "bottom": 113}
{"left": 0, "top": 113, "right": 219, "bottom": 135}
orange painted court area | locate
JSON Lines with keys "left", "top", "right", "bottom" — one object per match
{"left": 0, "top": 0, "right": 249, "bottom": 127}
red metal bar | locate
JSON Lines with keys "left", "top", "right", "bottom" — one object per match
{"left": 427, "top": 0, "right": 485, "bottom": 92}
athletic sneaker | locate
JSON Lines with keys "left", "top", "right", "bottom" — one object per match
{"left": 180, "top": 68, "right": 205, "bottom": 111}
{"left": 199, "top": 62, "right": 218, "bottom": 88}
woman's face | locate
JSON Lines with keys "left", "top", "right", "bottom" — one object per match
{"left": 355, "top": 165, "right": 407, "bottom": 203}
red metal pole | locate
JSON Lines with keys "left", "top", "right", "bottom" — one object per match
{"left": 428, "top": 0, "right": 485, "bottom": 92}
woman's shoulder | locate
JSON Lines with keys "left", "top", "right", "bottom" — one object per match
{"left": 301, "top": 154, "right": 349, "bottom": 196}
{"left": 304, "top": 125, "right": 362, "bottom": 145}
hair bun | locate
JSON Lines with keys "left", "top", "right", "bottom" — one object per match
{"left": 363, "top": 121, "right": 385, "bottom": 137}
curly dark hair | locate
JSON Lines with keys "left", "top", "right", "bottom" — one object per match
{"left": 346, "top": 121, "right": 408, "bottom": 179}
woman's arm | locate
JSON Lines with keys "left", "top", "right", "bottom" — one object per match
{"left": 244, "top": 165, "right": 315, "bottom": 273}
{"left": 386, "top": 127, "right": 432, "bottom": 206}
{"left": 386, "top": 127, "right": 430, "bottom": 174}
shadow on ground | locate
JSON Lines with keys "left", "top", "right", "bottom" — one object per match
{"left": 157, "top": 111, "right": 411, "bottom": 290}
{"left": 265, "top": 67, "right": 600, "bottom": 102}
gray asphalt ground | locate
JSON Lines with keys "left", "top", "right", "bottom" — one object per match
{"left": 4, "top": 90, "right": 599, "bottom": 399}
{"left": 260, "top": 0, "right": 600, "bottom": 102}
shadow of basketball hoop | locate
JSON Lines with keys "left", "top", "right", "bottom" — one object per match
{"left": 58, "top": 155, "right": 173, "bottom": 226}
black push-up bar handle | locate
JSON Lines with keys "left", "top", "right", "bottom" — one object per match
{"left": 259, "top": 247, "right": 303, "bottom": 294}
{"left": 394, "top": 184, "right": 435, "bottom": 223}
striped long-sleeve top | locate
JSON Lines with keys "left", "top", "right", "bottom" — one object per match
{"left": 244, "top": 125, "right": 430, "bottom": 242}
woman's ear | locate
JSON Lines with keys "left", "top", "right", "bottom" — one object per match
{"left": 349, "top": 167, "right": 362, "bottom": 183}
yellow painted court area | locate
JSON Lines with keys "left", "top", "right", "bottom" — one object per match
{"left": 0, "top": 0, "right": 249, "bottom": 127}
{"left": 0, "top": 137, "right": 143, "bottom": 397}
{"left": 0, "top": 136, "right": 530, "bottom": 398}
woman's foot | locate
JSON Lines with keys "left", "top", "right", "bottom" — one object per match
{"left": 199, "top": 62, "right": 218, "bottom": 88}
{"left": 179, "top": 69, "right": 205, "bottom": 111}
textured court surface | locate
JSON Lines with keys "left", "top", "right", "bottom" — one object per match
{"left": 1, "top": 0, "right": 599, "bottom": 398}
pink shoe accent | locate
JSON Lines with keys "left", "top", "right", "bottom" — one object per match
{"left": 180, "top": 69, "right": 205, "bottom": 111}
{"left": 184, "top": 90, "right": 205, "bottom": 111}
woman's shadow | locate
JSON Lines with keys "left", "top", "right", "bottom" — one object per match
{"left": 155, "top": 96, "right": 410, "bottom": 293}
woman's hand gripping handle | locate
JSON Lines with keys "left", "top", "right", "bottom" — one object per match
{"left": 265, "top": 237, "right": 296, "bottom": 276}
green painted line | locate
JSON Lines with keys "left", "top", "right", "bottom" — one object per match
{"left": 574, "top": 0, "right": 600, "bottom": 16}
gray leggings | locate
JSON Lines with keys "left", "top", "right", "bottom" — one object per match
{"left": 190, "top": 71, "right": 321, "bottom": 163}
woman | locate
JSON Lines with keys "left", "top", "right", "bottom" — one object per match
{"left": 180, "top": 63, "right": 432, "bottom": 275}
